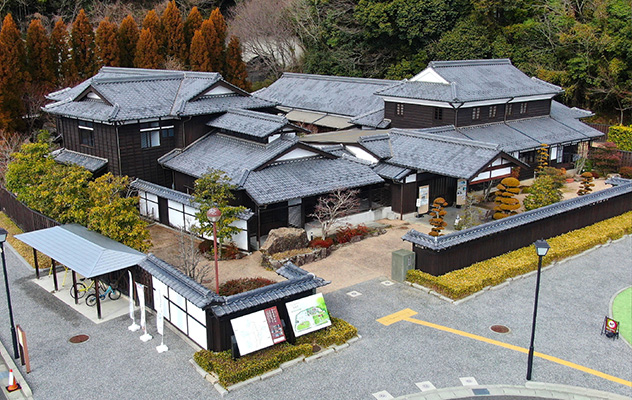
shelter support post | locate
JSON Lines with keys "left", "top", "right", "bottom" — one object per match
{"left": 95, "top": 277, "right": 101, "bottom": 320}
{"left": 33, "top": 249, "right": 39, "bottom": 279}
{"left": 72, "top": 271, "right": 78, "bottom": 305}
{"left": 51, "top": 260, "right": 58, "bottom": 291}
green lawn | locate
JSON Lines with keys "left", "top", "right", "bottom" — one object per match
{"left": 612, "top": 287, "right": 632, "bottom": 345}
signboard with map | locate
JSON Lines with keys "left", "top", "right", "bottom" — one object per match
{"left": 286, "top": 293, "right": 332, "bottom": 337}
{"left": 230, "top": 306, "right": 286, "bottom": 356}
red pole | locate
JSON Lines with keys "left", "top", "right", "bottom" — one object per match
{"left": 213, "top": 222, "right": 219, "bottom": 294}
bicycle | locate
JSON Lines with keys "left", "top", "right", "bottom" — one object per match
{"left": 86, "top": 282, "right": 121, "bottom": 307}
{"left": 70, "top": 278, "right": 95, "bottom": 299}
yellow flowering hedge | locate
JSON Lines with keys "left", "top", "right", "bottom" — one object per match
{"left": 194, "top": 317, "right": 357, "bottom": 387}
{"left": 407, "top": 211, "right": 632, "bottom": 299}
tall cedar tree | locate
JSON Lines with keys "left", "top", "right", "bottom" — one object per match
{"left": 225, "top": 36, "right": 251, "bottom": 91}
{"left": 50, "top": 19, "right": 76, "bottom": 86}
{"left": 71, "top": 9, "right": 96, "bottom": 79}
{"left": 26, "top": 19, "right": 54, "bottom": 90}
{"left": 135, "top": 28, "right": 163, "bottom": 69}
{"left": 0, "top": 14, "right": 27, "bottom": 133}
{"left": 189, "top": 29, "right": 210, "bottom": 72}
{"left": 160, "top": 0, "right": 186, "bottom": 62}
{"left": 183, "top": 6, "right": 203, "bottom": 62}
{"left": 209, "top": 8, "right": 226, "bottom": 72}
{"left": 118, "top": 15, "right": 139, "bottom": 68}
{"left": 95, "top": 17, "right": 119, "bottom": 67}
{"left": 142, "top": 10, "right": 163, "bottom": 55}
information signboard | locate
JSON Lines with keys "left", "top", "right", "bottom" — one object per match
{"left": 231, "top": 306, "right": 286, "bottom": 356}
{"left": 286, "top": 293, "right": 331, "bottom": 337}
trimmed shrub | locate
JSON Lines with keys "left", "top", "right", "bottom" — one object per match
{"left": 523, "top": 175, "right": 563, "bottom": 211}
{"left": 309, "top": 237, "right": 334, "bottom": 248}
{"left": 429, "top": 197, "right": 448, "bottom": 236}
{"left": 577, "top": 172, "right": 594, "bottom": 196}
{"left": 493, "top": 177, "right": 520, "bottom": 219}
{"left": 540, "top": 167, "right": 567, "bottom": 188}
{"left": 407, "top": 211, "right": 632, "bottom": 299}
{"left": 335, "top": 224, "right": 369, "bottom": 244}
{"left": 620, "top": 166, "right": 632, "bottom": 179}
{"left": 608, "top": 125, "right": 632, "bottom": 151}
{"left": 218, "top": 277, "right": 276, "bottom": 296}
{"left": 296, "top": 317, "right": 358, "bottom": 347}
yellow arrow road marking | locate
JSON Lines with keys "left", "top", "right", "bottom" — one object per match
{"left": 378, "top": 309, "right": 632, "bottom": 387}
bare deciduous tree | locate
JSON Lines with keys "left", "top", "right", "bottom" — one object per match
{"left": 0, "top": 132, "right": 26, "bottom": 183}
{"left": 310, "top": 189, "right": 360, "bottom": 239}
{"left": 177, "top": 223, "right": 209, "bottom": 284}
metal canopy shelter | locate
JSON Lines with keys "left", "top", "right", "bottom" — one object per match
{"left": 15, "top": 224, "right": 146, "bottom": 319}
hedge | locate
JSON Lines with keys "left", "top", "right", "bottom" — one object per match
{"left": 194, "top": 317, "right": 357, "bottom": 387}
{"left": 609, "top": 125, "right": 632, "bottom": 151}
{"left": 407, "top": 211, "right": 632, "bottom": 300}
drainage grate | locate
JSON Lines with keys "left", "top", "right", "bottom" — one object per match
{"left": 490, "top": 325, "right": 510, "bottom": 333}
{"left": 69, "top": 334, "right": 89, "bottom": 343}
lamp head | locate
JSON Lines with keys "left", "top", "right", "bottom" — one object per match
{"left": 534, "top": 239, "right": 550, "bottom": 257}
{"left": 0, "top": 228, "right": 7, "bottom": 244}
{"left": 206, "top": 207, "right": 222, "bottom": 223}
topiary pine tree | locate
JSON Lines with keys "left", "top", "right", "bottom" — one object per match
{"left": 71, "top": 9, "right": 97, "bottom": 79}
{"left": 225, "top": 36, "right": 251, "bottom": 91}
{"left": 96, "top": 17, "right": 119, "bottom": 67}
{"left": 535, "top": 143, "right": 549, "bottom": 176}
{"left": 118, "top": 15, "right": 139, "bottom": 68}
{"left": 135, "top": 28, "right": 163, "bottom": 69}
{"left": 493, "top": 177, "right": 521, "bottom": 219}
{"left": 161, "top": 0, "right": 186, "bottom": 62}
{"left": 0, "top": 14, "right": 27, "bottom": 134}
{"left": 428, "top": 197, "right": 448, "bottom": 237}
{"left": 577, "top": 172, "right": 594, "bottom": 196}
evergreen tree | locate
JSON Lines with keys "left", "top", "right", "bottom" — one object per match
{"left": 208, "top": 8, "right": 226, "bottom": 72}
{"left": 428, "top": 197, "right": 448, "bottom": 237}
{"left": 118, "top": 15, "right": 139, "bottom": 68}
{"left": 535, "top": 143, "right": 549, "bottom": 176}
{"left": 142, "top": 10, "right": 163, "bottom": 54}
{"left": 577, "top": 172, "right": 594, "bottom": 196}
{"left": 493, "top": 177, "right": 521, "bottom": 219}
{"left": 95, "top": 17, "right": 119, "bottom": 67}
{"left": 135, "top": 28, "right": 163, "bottom": 69}
{"left": 183, "top": 6, "right": 203, "bottom": 62}
{"left": 160, "top": 0, "right": 185, "bottom": 62}
{"left": 26, "top": 19, "right": 54, "bottom": 90}
{"left": 71, "top": 9, "right": 96, "bottom": 79}
{"left": 0, "top": 14, "right": 27, "bottom": 133}
{"left": 224, "top": 36, "right": 251, "bottom": 91}
{"left": 189, "top": 29, "right": 210, "bottom": 72}
{"left": 50, "top": 19, "right": 76, "bottom": 86}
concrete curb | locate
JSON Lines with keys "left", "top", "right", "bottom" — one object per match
{"left": 608, "top": 285, "right": 632, "bottom": 350}
{"left": 0, "top": 339, "right": 32, "bottom": 400}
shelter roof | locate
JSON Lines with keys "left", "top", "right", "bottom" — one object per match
{"left": 51, "top": 148, "right": 108, "bottom": 172}
{"left": 14, "top": 224, "right": 145, "bottom": 278}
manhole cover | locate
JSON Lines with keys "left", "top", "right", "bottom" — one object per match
{"left": 490, "top": 325, "right": 510, "bottom": 333}
{"left": 69, "top": 334, "right": 89, "bottom": 343}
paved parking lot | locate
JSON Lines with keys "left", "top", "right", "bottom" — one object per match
{"left": 0, "top": 235, "right": 630, "bottom": 399}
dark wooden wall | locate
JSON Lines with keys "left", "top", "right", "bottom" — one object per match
{"left": 0, "top": 188, "right": 59, "bottom": 232}
{"left": 58, "top": 118, "right": 121, "bottom": 176}
{"left": 412, "top": 190, "right": 632, "bottom": 276}
{"left": 391, "top": 182, "right": 417, "bottom": 214}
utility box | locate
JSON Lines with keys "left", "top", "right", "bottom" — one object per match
{"left": 391, "top": 249, "right": 416, "bottom": 282}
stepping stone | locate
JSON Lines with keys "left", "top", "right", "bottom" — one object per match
{"left": 460, "top": 377, "right": 478, "bottom": 386}
{"left": 372, "top": 390, "right": 394, "bottom": 399}
{"left": 347, "top": 291, "right": 362, "bottom": 297}
{"left": 415, "top": 381, "right": 436, "bottom": 392}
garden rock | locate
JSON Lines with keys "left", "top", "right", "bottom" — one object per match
{"left": 261, "top": 228, "right": 308, "bottom": 255}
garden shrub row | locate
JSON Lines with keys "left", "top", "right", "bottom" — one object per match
{"left": 407, "top": 211, "right": 632, "bottom": 299}
{"left": 194, "top": 317, "right": 357, "bottom": 387}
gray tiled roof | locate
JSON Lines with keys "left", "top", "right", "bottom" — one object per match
{"left": 206, "top": 109, "right": 295, "bottom": 138}
{"left": 44, "top": 67, "right": 274, "bottom": 123}
{"left": 138, "top": 254, "right": 221, "bottom": 308}
{"left": 211, "top": 262, "right": 329, "bottom": 317}
{"left": 357, "top": 134, "right": 392, "bottom": 158}
{"left": 243, "top": 157, "right": 384, "bottom": 205}
{"left": 130, "top": 178, "right": 255, "bottom": 220}
{"left": 255, "top": 72, "right": 394, "bottom": 117}
{"left": 377, "top": 59, "right": 563, "bottom": 102}
{"left": 361, "top": 129, "right": 502, "bottom": 179}
{"left": 372, "top": 162, "right": 412, "bottom": 181}
{"left": 550, "top": 100, "right": 593, "bottom": 119}
{"left": 159, "top": 133, "right": 297, "bottom": 183}
{"left": 51, "top": 148, "right": 108, "bottom": 172}
{"left": 349, "top": 108, "right": 391, "bottom": 129}
{"left": 403, "top": 178, "right": 632, "bottom": 249}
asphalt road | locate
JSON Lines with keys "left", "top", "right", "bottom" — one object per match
{"left": 0, "top": 236, "right": 630, "bottom": 399}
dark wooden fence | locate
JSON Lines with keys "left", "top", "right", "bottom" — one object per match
{"left": 404, "top": 178, "right": 632, "bottom": 276}
{"left": 586, "top": 123, "right": 611, "bottom": 137}
{"left": 620, "top": 150, "right": 632, "bottom": 168}
{"left": 0, "top": 187, "right": 59, "bottom": 232}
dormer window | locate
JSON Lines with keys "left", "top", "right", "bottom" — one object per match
{"left": 520, "top": 103, "right": 528, "bottom": 114}
{"left": 472, "top": 107, "right": 481, "bottom": 120}
{"left": 489, "top": 106, "right": 497, "bottom": 118}
{"left": 434, "top": 108, "right": 443, "bottom": 120}
{"left": 78, "top": 120, "right": 94, "bottom": 146}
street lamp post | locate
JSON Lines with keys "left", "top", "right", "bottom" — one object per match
{"left": 526, "top": 239, "right": 550, "bottom": 381}
{"left": 0, "top": 228, "right": 19, "bottom": 359}
{"left": 206, "top": 208, "right": 222, "bottom": 295}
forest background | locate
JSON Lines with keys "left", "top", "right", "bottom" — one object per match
{"left": 0, "top": 0, "right": 630, "bottom": 137}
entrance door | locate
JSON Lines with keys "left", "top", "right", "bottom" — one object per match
{"left": 288, "top": 198, "right": 302, "bottom": 227}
